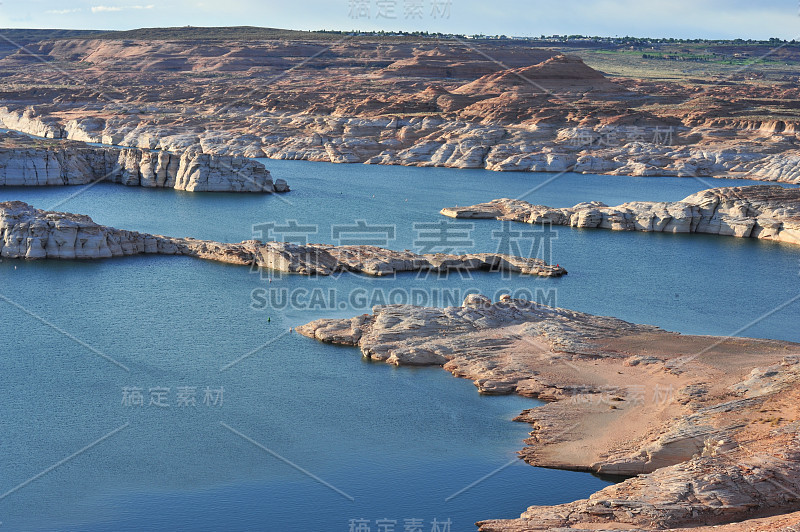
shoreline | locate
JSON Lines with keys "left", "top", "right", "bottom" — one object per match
{"left": 3, "top": 115, "right": 800, "bottom": 186}
{"left": 296, "top": 296, "right": 800, "bottom": 530}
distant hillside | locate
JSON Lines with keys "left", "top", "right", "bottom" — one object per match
{"left": 0, "top": 28, "right": 101, "bottom": 41}
{"left": 82, "top": 26, "right": 347, "bottom": 41}
{"left": 71, "top": 26, "right": 446, "bottom": 42}
{"left": 50, "top": 26, "right": 536, "bottom": 43}
{"left": 0, "top": 29, "right": 103, "bottom": 59}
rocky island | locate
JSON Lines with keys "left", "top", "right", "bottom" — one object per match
{"left": 298, "top": 295, "right": 800, "bottom": 530}
{"left": 0, "top": 201, "right": 565, "bottom": 276}
{"left": 442, "top": 185, "right": 800, "bottom": 245}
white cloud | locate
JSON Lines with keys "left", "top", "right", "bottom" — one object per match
{"left": 91, "top": 4, "right": 155, "bottom": 13}
{"left": 46, "top": 8, "right": 84, "bottom": 15}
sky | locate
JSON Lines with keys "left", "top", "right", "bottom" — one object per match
{"left": 1, "top": 0, "right": 799, "bottom": 40}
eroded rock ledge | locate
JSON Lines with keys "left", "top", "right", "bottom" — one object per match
{"left": 3, "top": 37, "right": 800, "bottom": 185}
{"left": 0, "top": 201, "right": 564, "bottom": 276}
{"left": 0, "top": 131, "right": 287, "bottom": 192}
{"left": 297, "top": 295, "right": 800, "bottom": 531}
{"left": 8, "top": 107, "right": 800, "bottom": 185}
{"left": 442, "top": 185, "right": 800, "bottom": 245}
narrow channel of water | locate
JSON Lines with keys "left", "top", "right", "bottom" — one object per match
{"left": 1, "top": 160, "right": 797, "bottom": 530}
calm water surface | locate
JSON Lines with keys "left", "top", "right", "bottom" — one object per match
{"left": 0, "top": 161, "right": 798, "bottom": 531}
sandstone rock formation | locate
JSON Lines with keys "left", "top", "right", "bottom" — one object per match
{"left": 0, "top": 201, "right": 564, "bottom": 276}
{"left": 9, "top": 106, "right": 800, "bottom": 185}
{"left": 1, "top": 34, "right": 799, "bottom": 184}
{"left": 0, "top": 131, "right": 284, "bottom": 192}
{"left": 255, "top": 241, "right": 566, "bottom": 277}
{"left": 442, "top": 185, "right": 800, "bottom": 245}
{"left": 454, "top": 54, "right": 624, "bottom": 95}
{"left": 374, "top": 46, "right": 553, "bottom": 79}
{"left": 0, "top": 200, "right": 255, "bottom": 261}
{"left": 297, "top": 296, "right": 800, "bottom": 531}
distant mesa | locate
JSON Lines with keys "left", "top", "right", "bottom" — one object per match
{"left": 454, "top": 54, "right": 625, "bottom": 95}
{"left": 376, "top": 46, "right": 558, "bottom": 80}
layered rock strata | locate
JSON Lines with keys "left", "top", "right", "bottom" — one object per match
{"left": 0, "top": 131, "right": 286, "bottom": 192}
{"left": 6, "top": 106, "right": 800, "bottom": 185}
{"left": 442, "top": 185, "right": 800, "bottom": 245}
{"left": 0, "top": 201, "right": 564, "bottom": 276}
{"left": 2, "top": 39, "right": 800, "bottom": 185}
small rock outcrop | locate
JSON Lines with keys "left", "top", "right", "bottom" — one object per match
{"left": 442, "top": 185, "right": 800, "bottom": 245}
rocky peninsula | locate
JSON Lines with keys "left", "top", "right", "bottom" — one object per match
{"left": 0, "top": 131, "right": 287, "bottom": 192}
{"left": 297, "top": 295, "right": 800, "bottom": 530}
{"left": 442, "top": 185, "right": 800, "bottom": 245}
{"left": 0, "top": 201, "right": 565, "bottom": 276}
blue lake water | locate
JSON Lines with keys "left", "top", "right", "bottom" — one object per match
{"left": 1, "top": 161, "right": 799, "bottom": 531}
